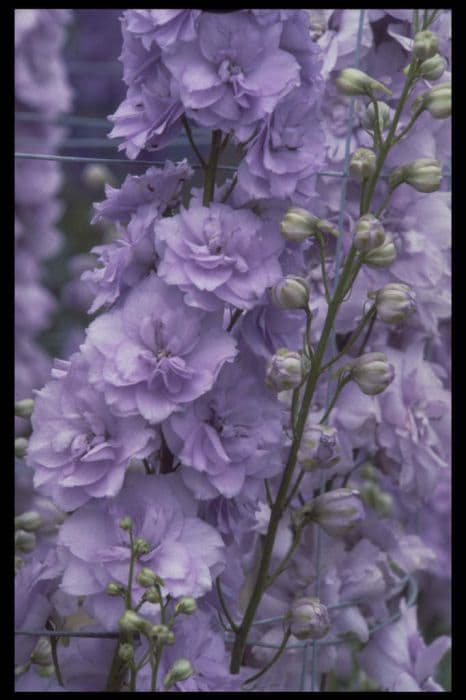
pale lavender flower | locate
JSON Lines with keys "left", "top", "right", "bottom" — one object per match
{"left": 123, "top": 9, "right": 201, "bottom": 51}
{"left": 83, "top": 273, "right": 237, "bottom": 423}
{"left": 163, "top": 357, "right": 284, "bottom": 499}
{"left": 27, "top": 352, "right": 157, "bottom": 511}
{"left": 156, "top": 203, "right": 283, "bottom": 311}
{"left": 359, "top": 603, "right": 450, "bottom": 691}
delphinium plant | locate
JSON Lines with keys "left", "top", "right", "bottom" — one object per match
{"left": 15, "top": 9, "right": 451, "bottom": 692}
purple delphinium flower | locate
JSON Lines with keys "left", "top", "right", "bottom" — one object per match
{"left": 236, "top": 88, "right": 326, "bottom": 205}
{"left": 58, "top": 473, "right": 225, "bottom": 627}
{"left": 163, "top": 11, "right": 300, "bottom": 132}
{"left": 156, "top": 203, "right": 283, "bottom": 311}
{"left": 163, "top": 356, "right": 284, "bottom": 499}
{"left": 27, "top": 352, "right": 157, "bottom": 511}
{"left": 83, "top": 161, "right": 193, "bottom": 313}
{"left": 123, "top": 9, "right": 201, "bottom": 51}
{"left": 359, "top": 603, "right": 450, "bottom": 691}
{"left": 83, "top": 273, "right": 237, "bottom": 423}
{"left": 92, "top": 160, "right": 193, "bottom": 227}
{"left": 15, "top": 551, "right": 63, "bottom": 666}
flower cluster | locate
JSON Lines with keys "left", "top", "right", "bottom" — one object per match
{"left": 16, "top": 8, "right": 450, "bottom": 694}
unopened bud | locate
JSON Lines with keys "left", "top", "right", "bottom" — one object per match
{"left": 265, "top": 349, "right": 304, "bottom": 392}
{"left": 165, "top": 631, "right": 176, "bottom": 645}
{"left": 14, "top": 511, "right": 42, "bottom": 532}
{"left": 118, "top": 643, "right": 134, "bottom": 663}
{"left": 336, "top": 68, "right": 392, "bottom": 97}
{"left": 280, "top": 207, "right": 318, "bottom": 243}
{"left": 349, "top": 148, "right": 377, "bottom": 182}
{"left": 174, "top": 596, "right": 197, "bottom": 616}
{"left": 349, "top": 352, "right": 395, "bottom": 395}
{"left": 297, "top": 424, "right": 341, "bottom": 472}
{"left": 36, "top": 664, "right": 55, "bottom": 678}
{"left": 15, "top": 438, "right": 28, "bottom": 458}
{"left": 106, "top": 582, "right": 125, "bottom": 597}
{"left": 418, "top": 54, "right": 446, "bottom": 80}
{"left": 30, "top": 638, "right": 52, "bottom": 667}
{"left": 133, "top": 538, "right": 151, "bottom": 557}
{"left": 119, "top": 516, "right": 133, "bottom": 531}
{"left": 118, "top": 610, "right": 147, "bottom": 634}
{"left": 82, "top": 163, "right": 115, "bottom": 189}
{"left": 163, "top": 659, "right": 194, "bottom": 689}
{"left": 271, "top": 276, "right": 309, "bottom": 310}
{"left": 424, "top": 82, "right": 451, "bottom": 119}
{"left": 301, "top": 488, "right": 364, "bottom": 537}
{"left": 370, "top": 283, "right": 416, "bottom": 323}
{"left": 144, "top": 586, "right": 162, "bottom": 604}
{"left": 149, "top": 624, "right": 170, "bottom": 640}
{"left": 363, "top": 234, "right": 396, "bottom": 268}
{"left": 413, "top": 30, "right": 439, "bottom": 60}
{"left": 390, "top": 158, "right": 442, "bottom": 194}
{"left": 360, "top": 482, "right": 393, "bottom": 517}
{"left": 14, "top": 398, "right": 34, "bottom": 418}
{"left": 354, "top": 214, "right": 386, "bottom": 252}
{"left": 288, "top": 597, "right": 331, "bottom": 640}
{"left": 15, "top": 529, "right": 36, "bottom": 553}
{"left": 361, "top": 101, "right": 391, "bottom": 132}
{"left": 136, "top": 568, "right": 158, "bottom": 588}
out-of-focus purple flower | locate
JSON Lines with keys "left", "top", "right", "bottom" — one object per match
{"left": 236, "top": 88, "right": 326, "bottom": 205}
{"left": 359, "top": 603, "right": 450, "bottom": 691}
{"left": 27, "top": 352, "right": 157, "bottom": 511}
{"left": 83, "top": 273, "right": 237, "bottom": 423}
{"left": 58, "top": 473, "right": 225, "bottom": 627}
{"left": 163, "top": 357, "right": 284, "bottom": 499}
{"left": 163, "top": 11, "right": 300, "bottom": 132}
{"left": 15, "top": 552, "right": 63, "bottom": 666}
{"left": 156, "top": 203, "right": 283, "bottom": 311}
{"left": 123, "top": 9, "right": 201, "bottom": 51}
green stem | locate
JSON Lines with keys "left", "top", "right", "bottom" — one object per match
{"left": 267, "top": 529, "right": 304, "bottom": 587}
{"left": 375, "top": 185, "right": 396, "bottom": 218}
{"left": 129, "top": 664, "right": 137, "bottom": 691}
{"left": 392, "top": 106, "right": 425, "bottom": 146}
{"left": 221, "top": 173, "right": 238, "bottom": 203}
{"left": 265, "top": 478, "right": 273, "bottom": 508}
{"left": 203, "top": 129, "right": 222, "bottom": 206}
{"left": 50, "top": 637, "right": 64, "bottom": 687}
{"left": 216, "top": 576, "right": 239, "bottom": 632}
{"left": 315, "top": 233, "right": 331, "bottom": 304}
{"left": 320, "top": 306, "right": 376, "bottom": 373}
{"left": 229, "top": 246, "right": 358, "bottom": 674}
{"left": 243, "top": 628, "right": 291, "bottom": 685}
{"left": 304, "top": 309, "right": 314, "bottom": 359}
{"left": 284, "top": 469, "right": 305, "bottom": 511}
{"left": 125, "top": 531, "right": 135, "bottom": 610}
{"left": 369, "top": 93, "right": 383, "bottom": 150}
{"left": 150, "top": 644, "right": 162, "bottom": 692}
{"left": 319, "top": 376, "right": 351, "bottom": 425}
{"left": 357, "top": 309, "right": 377, "bottom": 355}
{"left": 227, "top": 307, "right": 242, "bottom": 332}
{"left": 291, "top": 388, "right": 300, "bottom": 434}
{"left": 181, "top": 116, "right": 206, "bottom": 169}
{"left": 361, "top": 60, "right": 420, "bottom": 215}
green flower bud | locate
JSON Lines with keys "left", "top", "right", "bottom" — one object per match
{"left": 360, "top": 482, "right": 393, "bottom": 517}
{"left": 118, "top": 643, "right": 134, "bottom": 663}
{"left": 30, "top": 638, "right": 52, "bottom": 667}
{"left": 353, "top": 214, "right": 386, "bottom": 252}
{"left": 36, "top": 664, "right": 56, "bottom": 678}
{"left": 418, "top": 54, "right": 446, "bottom": 80}
{"left": 148, "top": 624, "right": 172, "bottom": 643}
{"left": 413, "top": 30, "right": 439, "bottom": 60}
{"left": 424, "top": 82, "right": 451, "bottom": 119}
{"left": 14, "top": 398, "right": 35, "bottom": 418}
{"left": 165, "top": 631, "right": 176, "bottom": 645}
{"left": 133, "top": 538, "right": 151, "bottom": 556}
{"left": 82, "top": 163, "right": 115, "bottom": 189}
{"left": 280, "top": 207, "right": 318, "bottom": 243}
{"left": 288, "top": 597, "right": 331, "bottom": 640}
{"left": 349, "top": 352, "right": 395, "bottom": 395}
{"left": 363, "top": 235, "right": 396, "bottom": 268}
{"left": 271, "top": 276, "right": 310, "bottom": 310}
{"left": 118, "top": 610, "right": 147, "bottom": 634}
{"left": 119, "top": 516, "right": 133, "bottom": 531}
{"left": 15, "top": 437, "right": 28, "bottom": 458}
{"left": 361, "top": 101, "right": 391, "bottom": 132}
{"left": 15, "top": 529, "right": 36, "bottom": 553}
{"left": 14, "top": 511, "right": 42, "bottom": 532}
{"left": 174, "top": 596, "right": 197, "bottom": 616}
{"left": 335, "top": 68, "right": 392, "bottom": 97}
{"left": 144, "top": 586, "right": 162, "bottom": 604}
{"left": 163, "top": 659, "right": 194, "bottom": 689}
{"left": 265, "top": 349, "right": 304, "bottom": 392}
{"left": 136, "top": 567, "right": 158, "bottom": 588}
{"left": 391, "top": 158, "right": 442, "bottom": 193}
{"left": 106, "top": 581, "right": 126, "bottom": 597}
{"left": 349, "top": 148, "right": 377, "bottom": 182}
{"left": 15, "top": 555, "right": 24, "bottom": 573}
{"left": 370, "top": 282, "right": 416, "bottom": 323}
